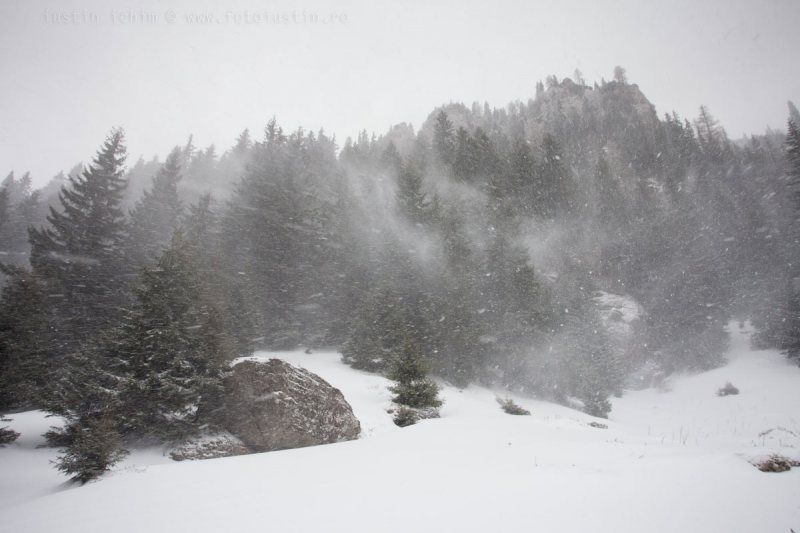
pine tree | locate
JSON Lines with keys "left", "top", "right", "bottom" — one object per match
{"left": 184, "top": 145, "right": 219, "bottom": 198}
{"left": 0, "top": 172, "right": 41, "bottom": 261}
{"left": 115, "top": 232, "right": 230, "bottom": 440}
{"left": 642, "top": 208, "right": 732, "bottom": 371}
{"left": 572, "top": 313, "right": 618, "bottom": 418}
{"left": 2, "top": 171, "right": 32, "bottom": 205}
{"left": 432, "top": 111, "right": 455, "bottom": 166}
{"left": 395, "top": 162, "right": 430, "bottom": 225}
{"left": 452, "top": 127, "right": 479, "bottom": 182}
{"left": 45, "top": 231, "right": 231, "bottom": 445}
{"left": 388, "top": 334, "right": 441, "bottom": 409}
{"left": 183, "top": 193, "right": 217, "bottom": 246}
{"left": 472, "top": 128, "right": 502, "bottom": 185}
{"left": 0, "top": 265, "right": 48, "bottom": 410}
{"left": 1, "top": 171, "right": 13, "bottom": 195}
{"left": 554, "top": 310, "right": 620, "bottom": 418}
{"left": 594, "top": 155, "right": 624, "bottom": 226}
{"left": 183, "top": 194, "right": 257, "bottom": 357}
{"left": 127, "top": 147, "right": 184, "bottom": 267}
{"left": 787, "top": 118, "right": 800, "bottom": 202}
{"left": 783, "top": 277, "right": 800, "bottom": 361}
{"left": 537, "top": 134, "right": 575, "bottom": 218}
{"left": 380, "top": 142, "right": 403, "bottom": 176}
{"left": 782, "top": 118, "right": 800, "bottom": 360}
{"left": 221, "top": 123, "right": 342, "bottom": 348}
{"left": 8, "top": 190, "right": 40, "bottom": 253}
{"left": 507, "top": 139, "right": 537, "bottom": 216}
{"left": 341, "top": 284, "right": 409, "bottom": 373}
{"left": 28, "top": 129, "right": 129, "bottom": 358}
{"left": 234, "top": 128, "right": 252, "bottom": 153}
{"left": 0, "top": 186, "right": 9, "bottom": 244}
{"left": 694, "top": 106, "right": 729, "bottom": 166}
{"left": 432, "top": 205, "right": 486, "bottom": 386}
{"left": 54, "top": 414, "right": 128, "bottom": 484}
{"left": 264, "top": 117, "right": 286, "bottom": 145}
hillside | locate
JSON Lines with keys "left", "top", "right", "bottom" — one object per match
{"left": 1, "top": 324, "right": 798, "bottom": 533}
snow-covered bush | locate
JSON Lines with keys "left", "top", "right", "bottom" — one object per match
{"left": 392, "top": 406, "right": 420, "bottom": 427}
{"left": 716, "top": 382, "right": 739, "bottom": 396}
{"left": 497, "top": 397, "right": 531, "bottom": 415}
{"left": 0, "top": 424, "right": 19, "bottom": 445}
{"left": 391, "top": 405, "right": 440, "bottom": 427}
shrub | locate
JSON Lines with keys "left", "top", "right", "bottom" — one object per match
{"left": 0, "top": 426, "right": 19, "bottom": 445}
{"left": 716, "top": 382, "right": 739, "bottom": 396}
{"left": 392, "top": 406, "right": 420, "bottom": 427}
{"left": 583, "top": 393, "right": 612, "bottom": 418}
{"left": 497, "top": 397, "right": 530, "bottom": 415}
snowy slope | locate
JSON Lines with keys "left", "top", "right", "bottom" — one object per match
{"left": 1, "top": 325, "right": 799, "bottom": 533}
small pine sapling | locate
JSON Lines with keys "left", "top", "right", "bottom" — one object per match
{"left": 497, "top": 397, "right": 531, "bottom": 415}
{"left": 54, "top": 415, "right": 128, "bottom": 484}
{"left": 392, "top": 406, "right": 420, "bottom": 427}
{"left": 388, "top": 337, "right": 442, "bottom": 409}
{"left": 716, "top": 382, "right": 739, "bottom": 396}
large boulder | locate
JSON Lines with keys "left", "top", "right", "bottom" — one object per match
{"left": 222, "top": 359, "right": 361, "bottom": 452}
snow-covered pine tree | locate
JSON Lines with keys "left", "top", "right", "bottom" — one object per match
{"left": 558, "top": 310, "right": 621, "bottom": 418}
{"left": 341, "top": 284, "right": 407, "bottom": 373}
{"left": 54, "top": 413, "right": 127, "bottom": 484}
{"left": 28, "top": 129, "right": 129, "bottom": 359}
{"left": 388, "top": 334, "right": 441, "bottom": 410}
{"left": 782, "top": 118, "right": 800, "bottom": 361}
{"left": 221, "top": 124, "right": 342, "bottom": 349}
{"left": 7, "top": 189, "right": 40, "bottom": 255}
{"left": 432, "top": 110, "right": 455, "bottom": 167}
{"left": 506, "top": 138, "right": 538, "bottom": 218}
{"left": 594, "top": 155, "right": 625, "bottom": 227}
{"left": 183, "top": 193, "right": 257, "bottom": 358}
{"left": 115, "top": 231, "right": 230, "bottom": 440}
{"left": 0, "top": 265, "right": 48, "bottom": 410}
{"left": 0, "top": 172, "right": 42, "bottom": 269}
{"left": 395, "top": 162, "right": 430, "bottom": 225}
{"left": 537, "top": 134, "right": 575, "bottom": 218}
{"left": 0, "top": 186, "right": 9, "bottom": 250}
{"left": 431, "top": 204, "right": 486, "bottom": 387}
{"left": 127, "top": 146, "right": 184, "bottom": 268}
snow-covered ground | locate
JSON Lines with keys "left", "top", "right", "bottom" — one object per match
{"left": 1, "top": 324, "right": 799, "bottom": 533}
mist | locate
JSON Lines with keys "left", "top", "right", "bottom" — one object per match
{"left": 1, "top": 1, "right": 800, "bottom": 531}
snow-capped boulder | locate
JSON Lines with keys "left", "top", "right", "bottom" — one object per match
{"left": 222, "top": 359, "right": 361, "bottom": 452}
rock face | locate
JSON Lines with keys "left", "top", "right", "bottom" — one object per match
{"left": 169, "top": 432, "right": 250, "bottom": 461}
{"left": 223, "top": 359, "right": 361, "bottom": 452}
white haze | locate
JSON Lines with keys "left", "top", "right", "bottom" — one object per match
{"left": 1, "top": 0, "right": 799, "bottom": 186}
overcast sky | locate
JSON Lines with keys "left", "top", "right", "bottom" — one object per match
{"left": 1, "top": 0, "right": 798, "bottom": 186}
